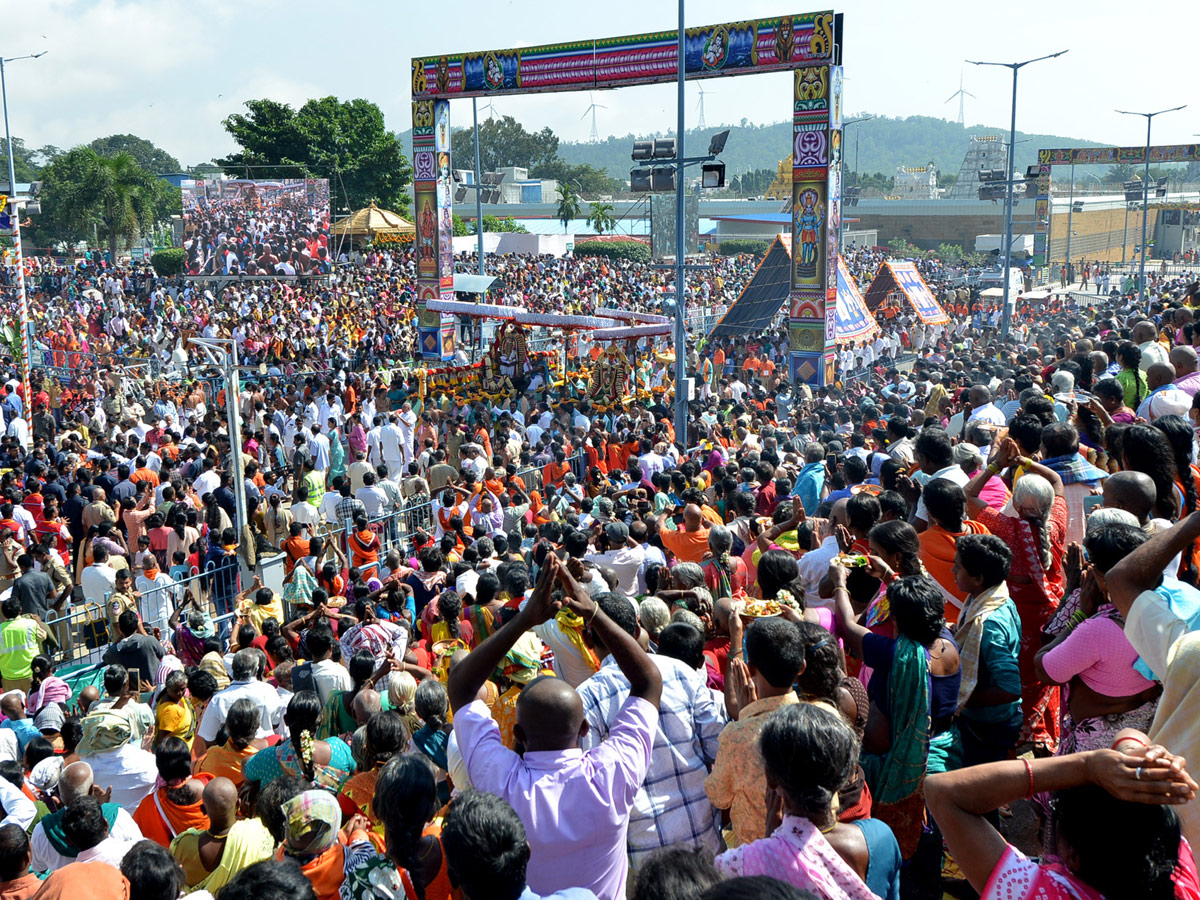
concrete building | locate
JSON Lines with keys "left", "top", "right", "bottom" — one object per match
{"left": 894, "top": 163, "right": 938, "bottom": 200}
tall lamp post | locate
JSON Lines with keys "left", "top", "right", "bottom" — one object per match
{"left": 841, "top": 116, "right": 875, "bottom": 247}
{"left": 1116, "top": 104, "right": 1186, "bottom": 303}
{"left": 967, "top": 50, "right": 1067, "bottom": 341}
{"left": 1, "top": 50, "right": 46, "bottom": 404}
{"left": 1064, "top": 163, "right": 1075, "bottom": 280}
{"left": 844, "top": 115, "right": 876, "bottom": 190}
{"left": 673, "top": 0, "right": 687, "bottom": 447}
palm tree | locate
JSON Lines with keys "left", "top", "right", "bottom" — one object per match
{"left": 59, "top": 150, "right": 159, "bottom": 264}
{"left": 586, "top": 201, "right": 616, "bottom": 236}
{"left": 556, "top": 183, "right": 582, "bottom": 233}
{"left": 1103, "top": 163, "right": 1136, "bottom": 186}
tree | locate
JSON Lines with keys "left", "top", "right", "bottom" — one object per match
{"left": 480, "top": 215, "right": 528, "bottom": 234}
{"left": 556, "top": 183, "right": 582, "bottom": 233}
{"left": 218, "top": 97, "right": 412, "bottom": 213}
{"left": 89, "top": 134, "right": 181, "bottom": 173}
{"left": 0, "top": 137, "right": 43, "bottom": 183}
{"left": 586, "top": 201, "right": 616, "bottom": 235}
{"left": 1104, "top": 164, "right": 1136, "bottom": 185}
{"left": 449, "top": 116, "right": 558, "bottom": 173}
{"left": 48, "top": 149, "right": 161, "bottom": 262}
{"left": 530, "top": 159, "right": 623, "bottom": 196}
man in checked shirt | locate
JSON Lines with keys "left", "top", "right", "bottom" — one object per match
{"left": 576, "top": 593, "right": 727, "bottom": 870}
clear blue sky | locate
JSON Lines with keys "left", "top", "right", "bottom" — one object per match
{"left": 11, "top": 0, "right": 1196, "bottom": 167}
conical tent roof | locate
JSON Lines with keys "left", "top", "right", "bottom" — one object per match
{"left": 331, "top": 202, "right": 414, "bottom": 237}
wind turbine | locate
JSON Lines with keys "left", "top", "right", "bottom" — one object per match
{"left": 696, "top": 84, "right": 714, "bottom": 130}
{"left": 481, "top": 98, "right": 499, "bottom": 121}
{"left": 581, "top": 92, "right": 606, "bottom": 143}
{"left": 945, "top": 71, "right": 975, "bottom": 126}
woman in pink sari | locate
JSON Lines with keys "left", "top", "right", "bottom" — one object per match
{"left": 927, "top": 732, "right": 1200, "bottom": 900}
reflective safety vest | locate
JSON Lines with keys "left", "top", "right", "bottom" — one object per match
{"left": 0, "top": 617, "right": 39, "bottom": 680}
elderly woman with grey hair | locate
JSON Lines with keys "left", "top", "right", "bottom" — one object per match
{"left": 966, "top": 436, "right": 1069, "bottom": 753}
{"left": 699, "top": 523, "right": 748, "bottom": 598}
{"left": 638, "top": 596, "right": 671, "bottom": 644}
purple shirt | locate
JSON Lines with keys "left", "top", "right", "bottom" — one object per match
{"left": 454, "top": 695, "right": 658, "bottom": 900}
{"left": 1176, "top": 371, "right": 1200, "bottom": 398}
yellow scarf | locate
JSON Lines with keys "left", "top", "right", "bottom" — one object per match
{"left": 955, "top": 581, "right": 1012, "bottom": 712}
{"left": 554, "top": 609, "right": 600, "bottom": 673}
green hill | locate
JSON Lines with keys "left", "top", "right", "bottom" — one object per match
{"left": 401, "top": 115, "right": 1110, "bottom": 185}
{"left": 553, "top": 115, "right": 1109, "bottom": 182}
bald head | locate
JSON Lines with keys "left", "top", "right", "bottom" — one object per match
{"left": 1133, "top": 321, "right": 1157, "bottom": 344}
{"left": 1089, "top": 350, "right": 1109, "bottom": 374}
{"left": 0, "top": 695, "right": 22, "bottom": 719}
{"left": 352, "top": 689, "right": 381, "bottom": 727}
{"left": 1103, "top": 470, "right": 1158, "bottom": 525}
{"left": 1171, "top": 345, "right": 1198, "bottom": 378}
{"left": 59, "top": 762, "right": 95, "bottom": 804}
{"left": 515, "top": 676, "right": 586, "bottom": 752}
{"left": 682, "top": 504, "right": 703, "bottom": 532}
{"left": 1146, "top": 362, "right": 1176, "bottom": 391}
{"left": 829, "top": 497, "right": 850, "bottom": 529}
{"left": 78, "top": 685, "right": 100, "bottom": 715}
{"left": 969, "top": 385, "right": 992, "bottom": 408}
{"left": 202, "top": 776, "right": 238, "bottom": 832}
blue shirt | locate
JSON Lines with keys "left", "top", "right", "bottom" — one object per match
{"left": 959, "top": 599, "right": 1023, "bottom": 728}
{"left": 1134, "top": 577, "right": 1200, "bottom": 681}
{"left": 792, "top": 462, "right": 826, "bottom": 515}
{"left": 1, "top": 718, "right": 38, "bottom": 753}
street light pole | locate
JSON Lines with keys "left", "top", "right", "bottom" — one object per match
{"left": 1065, "top": 163, "right": 1075, "bottom": 280}
{"left": 1123, "top": 202, "right": 1130, "bottom": 266}
{"left": 1116, "top": 104, "right": 1186, "bottom": 303}
{"left": 473, "top": 97, "right": 484, "bottom": 278}
{"left": 673, "top": 0, "right": 687, "bottom": 448}
{"left": 1, "top": 51, "right": 46, "bottom": 406}
{"left": 968, "top": 50, "right": 1067, "bottom": 342}
{"left": 841, "top": 116, "right": 875, "bottom": 246}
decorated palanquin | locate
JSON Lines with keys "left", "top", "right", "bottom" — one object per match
{"left": 587, "top": 344, "right": 632, "bottom": 408}
{"left": 415, "top": 321, "right": 554, "bottom": 401}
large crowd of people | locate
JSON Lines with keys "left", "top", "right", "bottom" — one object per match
{"left": 0, "top": 238, "right": 1196, "bottom": 900}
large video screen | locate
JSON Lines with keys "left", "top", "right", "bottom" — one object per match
{"left": 181, "top": 178, "right": 331, "bottom": 276}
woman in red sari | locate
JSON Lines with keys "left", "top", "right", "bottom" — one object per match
{"left": 966, "top": 438, "right": 1068, "bottom": 754}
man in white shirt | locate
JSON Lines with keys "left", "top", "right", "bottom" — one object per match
{"left": 1134, "top": 321, "right": 1170, "bottom": 371}
{"left": 191, "top": 458, "right": 221, "bottom": 497}
{"left": 965, "top": 385, "right": 1007, "bottom": 428}
{"left": 30, "top": 761, "right": 142, "bottom": 874}
{"left": 907, "top": 428, "right": 971, "bottom": 530}
{"left": 797, "top": 498, "right": 848, "bottom": 607}
{"left": 584, "top": 522, "right": 646, "bottom": 600}
{"left": 196, "top": 649, "right": 285, "bottom": 743}
{"left": 380, "top": 415, "right": 406, "bottom": 475}
{"left": 304, "top": 627, "right": 353, "bottom": 703}
{"left": 81, "top": 550, "right": 118, "bottom": 604}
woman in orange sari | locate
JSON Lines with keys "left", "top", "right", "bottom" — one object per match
{"left": 132, "top": 737, "right": 213, "bottom": 847}
{"left": 194, "top": 697, "right": 268, "bottom": 786}
{"left": 337, "top": 710, "right": 408, "bottom": 829}
{"left": 341, "top": 754, "right": 456, "bottom": 900}
{"left": 277, "top": 789, "right": 347, "bottom": 900}
{"left": 347, "top": 515, "right": 381, "bottom": 578}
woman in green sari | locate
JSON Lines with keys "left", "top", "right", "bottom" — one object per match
{"left": 831, "top": 568, "right": 962, "bottom": 860}
{"left": 327, "top": 418, "right": 347, "bottom": 486}
{"left": 317, "top": 650, "right": 376, "bottom": 740}
{"left": 243, "top": 691, "right": 355, "bottom": 794}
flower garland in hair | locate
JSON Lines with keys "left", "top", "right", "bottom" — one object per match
{"left": 299, "top": 728, "right": 315, "bottom": 768}
{"left": 776, "top": 588, "right": 801, "bottom": 611}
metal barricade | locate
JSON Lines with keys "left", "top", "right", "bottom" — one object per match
{"left": 51, "top": 562, "right": 244, "bottom": 669}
